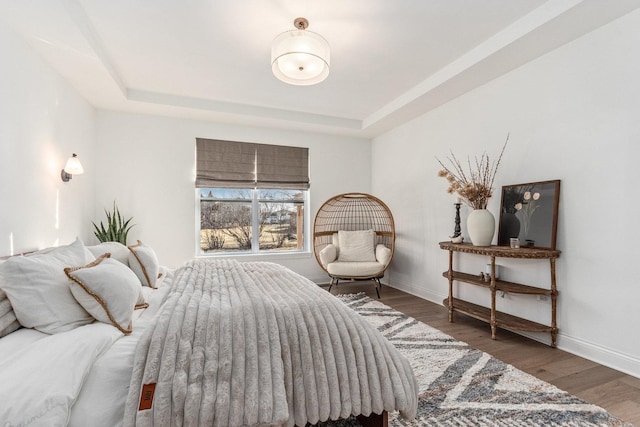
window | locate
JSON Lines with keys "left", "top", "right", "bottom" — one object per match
{"left": 198, "top": 188, "right": 306, "bottom": 254}
{"left": 195, "top": 139, "right": 309, "bottom": 255}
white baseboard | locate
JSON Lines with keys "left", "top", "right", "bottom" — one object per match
{"left": 384, "top": 280, "right": 640, "bottom": 379}
{"left": 384, "top": 278, "right": 444, "bottom": 305}
{"left": 554, "top": 333, "right": 640, "bottom": 379}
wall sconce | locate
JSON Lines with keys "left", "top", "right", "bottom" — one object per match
{"left": 60, "top": 153, "right": 84, "bottom": 182}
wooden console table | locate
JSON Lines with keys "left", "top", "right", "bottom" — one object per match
{"left": 439, "top": 242, "right": 561, "bottom": 347}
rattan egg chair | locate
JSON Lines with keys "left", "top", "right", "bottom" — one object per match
{"left": 313, "top": 193, "right": 395, "bottom": 298}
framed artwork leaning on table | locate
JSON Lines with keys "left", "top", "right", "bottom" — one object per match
{"left": 497, "top": 179, "right": 560, "bottom": 250}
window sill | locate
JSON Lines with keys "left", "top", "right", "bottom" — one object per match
{"left": 196, "top": 250, "right": 312, "bottom": 262}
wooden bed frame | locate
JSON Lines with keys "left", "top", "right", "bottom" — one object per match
{"left": 357, "top": 410, "right": 388, "bottom": 427}
{"left": 0, "top": 251, "right": 34, "bottom": 260}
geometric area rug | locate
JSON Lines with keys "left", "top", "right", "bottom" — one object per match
{"left": 333, "top": 293, "right": 633, "bottom": 427}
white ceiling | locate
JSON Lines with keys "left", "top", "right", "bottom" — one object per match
{"left": 1, "top": 0, "right": 639, "bottom": 138}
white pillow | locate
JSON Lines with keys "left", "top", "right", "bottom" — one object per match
{"left": 319, "top": 244, "right": 337, "bottom": 268}
{"left": 65, "top": 254, "right": 141, "bottom": 335}
{"left": 0, "top": 289, "right": 20, "bottom": 338}
{"left": 0, "top": 290, "right": 10, "bottom": 317}
{"left": 375, "top": 244, "right": 392, "bottom": 266}
{"left": 128, "top": 240, "right": 160, "bottom": 288}
{"left": 0, "top": 260, "right": 19, "bottom": 338}
{"left": 86, "top": 242, "right": 130, "bottom": 267}
{"left": 0, "top": 319, "right": 19, "bottom": 338}
{"left": 86, "top": 242, "right": 147, "bottom": 308}
{"left": 0, "top": 238, "right": 95, "bottom": 334}
{"left": 337, "top": 230, "right": 376, "bottom": 262}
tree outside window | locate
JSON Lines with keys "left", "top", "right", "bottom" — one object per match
{"left": 199, "top": 188, "right": 306, "bottom": 254}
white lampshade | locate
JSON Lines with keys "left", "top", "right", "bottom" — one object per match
{"left": 271, "top": 18, "right": 330, "bottom": 86}
{"left": 64, "top": 154, "right": 84, "bottom": 175}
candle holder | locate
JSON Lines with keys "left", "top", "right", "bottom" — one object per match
{"left": 450, "top": 202, "right": 463, "bottom": 243}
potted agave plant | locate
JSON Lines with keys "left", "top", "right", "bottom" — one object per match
{"left": 92, "top": 202, "right": 135, "bottom": 245}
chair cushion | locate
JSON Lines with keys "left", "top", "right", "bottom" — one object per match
{"left": 327, "top": 261, "right": 384, "bottom": 278}
{"left": 337, "top": 230, "right": 376, "bottom": 262}
{"left": 375, "top": 244, "right": 392, "bottom": 266}
{"left": 332, "top": 233, "right": 340, "bottom": 258}
{"left": 319, "top": 244, "right": 337, "bottom": 268}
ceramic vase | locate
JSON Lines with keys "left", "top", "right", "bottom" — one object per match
{"left": 467, "top": 209, "right": 495, "bottom": 246}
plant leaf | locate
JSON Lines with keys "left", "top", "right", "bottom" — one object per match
{"left": 92, "top": 201, "right": 135, "bottom": 244}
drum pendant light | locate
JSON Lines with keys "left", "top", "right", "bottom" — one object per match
{"left": 271, "top": 17, "right": 330, "bottom": 86}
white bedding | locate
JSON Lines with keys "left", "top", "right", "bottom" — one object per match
{"left": 0, "top": 268, "right": 173, "bottom": 427}
{"left": 69, "top": 277, "right": 171, "bottom": 427}
{"left": 0, "top": 261, "right": 416, "bottom": 426}
{"left": 0, "top": 323, "right": 122, "bottom": 426}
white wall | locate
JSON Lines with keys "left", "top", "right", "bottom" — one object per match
{"left": 94, "top": 111, "right": 371, "bottom": 279}
{"left": 0, "top": 21, "right": 95, "bottom": 255}
{"left": 372, "top": 9, "right": 640, "bottom": 376}
{"left": 5, "top": 2, "right": 639, "bottom": 379}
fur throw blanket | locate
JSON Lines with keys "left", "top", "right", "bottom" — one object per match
{"left": 124, "top": 259, "right": 417, "bottom": 426}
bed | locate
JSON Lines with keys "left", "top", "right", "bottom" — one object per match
{"left": 0, "top": 239, "right": 417, "bottom": 426}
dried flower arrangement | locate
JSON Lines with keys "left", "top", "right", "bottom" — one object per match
{"left": 437, "top": 135, "right": 509, "bottom": 209}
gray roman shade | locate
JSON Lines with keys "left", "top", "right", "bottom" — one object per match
{"left": 196, "top": 139, "right": 256, "bottom": 188}
{"left": 196, "top": 138, "right": 309, "bottom": 190}
{"left": 256, "top": 143, "right": 309, "bottom": 190}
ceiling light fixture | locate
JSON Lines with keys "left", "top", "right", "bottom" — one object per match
{"left": 271, "top": 17, "right": 330, "bottom": 86}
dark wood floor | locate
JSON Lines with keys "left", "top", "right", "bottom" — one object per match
{"left": 323, "top": 281, "right": 640, "bottom": 425}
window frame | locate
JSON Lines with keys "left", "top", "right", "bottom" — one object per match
{"left": 196, "top": 188, "right": 310, "bottom": 257}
